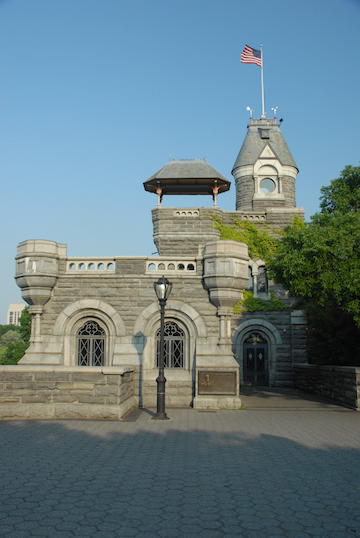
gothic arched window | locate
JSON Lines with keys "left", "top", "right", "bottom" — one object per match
{"left": 247, "top": 266, "right": 254, "bottom": 291}
{"left": 156, "top": 321, "right": 185, "bottom": 368}
{"left": 257, "top": 266, "right": 268, "bottom": 295}
{"left": 77, "top": 320, "right": 105, "bottom": 366}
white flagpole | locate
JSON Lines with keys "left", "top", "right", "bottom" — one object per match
{"left": 260, "top": 45, "right": 266, "bottom": 118}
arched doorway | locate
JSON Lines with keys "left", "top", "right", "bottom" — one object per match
{"left": 243, "top": 332, "right": 269, "bottom": 386}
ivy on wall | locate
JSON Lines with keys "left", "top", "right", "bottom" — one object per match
{"left": 210, "top": 215, "right": 281, "bottom": 260}
{"left": 210, "top": 216, "right": 287, "bottom": 312}
{"left": 234, "top": 290, "right": 288, "bottom": 314}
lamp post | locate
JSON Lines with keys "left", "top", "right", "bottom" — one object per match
{"left": 153, "top": 275, "right": 172, "bottom": 420}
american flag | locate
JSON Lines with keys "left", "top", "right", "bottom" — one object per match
{"left": 241, "top": 45, "right": 262, "bottom": 67}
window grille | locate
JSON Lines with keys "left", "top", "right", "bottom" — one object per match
{"left": 156, "top": 321, "right": 185, "bottom": 368}
{"left": 77, "top": 320, "right": 105, "bottom": 366}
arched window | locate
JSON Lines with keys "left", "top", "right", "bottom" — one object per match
{"left": 77, "top": 320, "right": 105, "bottom": 366}
{"left": 156, "top": 321, "right": 185, "bottom": 368}
{"left": 247, "top": 266, "right": 254, "bottom": 291}
{"left": 257, "top": 266, "right": 268, "bottom": 295}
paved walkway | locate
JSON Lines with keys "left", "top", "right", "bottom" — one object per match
{"left": 0, "top": 403, "right": 359, "bottom": 537}
{"left": 240, "top": 387, "right": 349, "bottom": 410}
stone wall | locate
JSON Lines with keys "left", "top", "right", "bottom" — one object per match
{"left": 0, "top": 366, "right": 135, "bottom": 419}
{"left": 294, "top": 364, "right": 360, "bottom": 410}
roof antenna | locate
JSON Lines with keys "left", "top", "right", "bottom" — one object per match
{"left": 271, "top": 106, "right": 278, "bottom": 118}
{"left": 246, "top": 106, "right": 253, "bottom": 118}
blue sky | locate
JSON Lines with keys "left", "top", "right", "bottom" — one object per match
{"left": 0, "top": 0, "right": 359, "bottom": 321}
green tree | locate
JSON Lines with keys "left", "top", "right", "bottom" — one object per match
{"left": 1, "top": 341, "right": 29, "bottom": 365}
{"left": 0, "top": 324, "right": 20, "bottom": 338}
{"left": 0, "top": 329, "right": 22, "bottom": 346}
{"left": 320, "top": 165, "right": 360, "bottom": 214}
{"left": 19, "top": 307, "right": 31, "bottom": 342}
{"left": 268, "top": 165, "right": 360, "bottom": 365}
{"left": 0, "top": 307, "right": 31, "bottom": 365}
{"left": 269, "top": 211, "right": 360, "bottom": 326}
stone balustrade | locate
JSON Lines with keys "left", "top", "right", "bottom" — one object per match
{"left": 238, "top": 214, "right": 266, "bottom": 221}
{"left": 66, "top": 259, "right": 116, "bottom": 272}
{"left": 173, "top": 209, "right": 200, "bottom": 217}
{"left": 146, "top": 258, "right": 196, "bottom": 273}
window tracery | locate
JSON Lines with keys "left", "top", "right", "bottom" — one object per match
{"left": 156, "top": 321, "right": 185, "bottom": 368}
{"left": 77, "top": 320, "right": 105, "bottom": 366}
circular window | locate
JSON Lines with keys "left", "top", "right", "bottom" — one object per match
{"left": 260, "top": 178, "right": 276, "bottom": 193}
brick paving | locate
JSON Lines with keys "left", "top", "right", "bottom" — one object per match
{"left": 0, "top": 402, "right": 359, "bottom": 537}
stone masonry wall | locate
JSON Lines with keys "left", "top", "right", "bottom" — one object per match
{"left": 152, "top": 205, "right": 304, "bottom": 258}
{"left": 40, "top": 274, "right": 218, "bottom": 338}
{"left": 294, "top": 364, "right": 360, "bottom": 410}
{"left": 0, "top": 366, "right": 135, "bottom": 419}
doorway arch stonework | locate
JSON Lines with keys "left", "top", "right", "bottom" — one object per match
{"left": 233, "top": 319, "right": 283, "bottom": 387}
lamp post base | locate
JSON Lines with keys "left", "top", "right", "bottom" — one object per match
{"left": 153, "top": 374, "right": 169, "bottom": 420}
{"left": 152, "top": 413, "right": 170, "bottom": 420}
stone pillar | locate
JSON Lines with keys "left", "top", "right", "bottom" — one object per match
{"left": 28, "top": 306, "right": 44, "bottom": 343}
{"left": 15, "top": 240, "right": 67, "bottom": 364}
{"left": 193, "top": 240, "right": 249, "bottom": 409}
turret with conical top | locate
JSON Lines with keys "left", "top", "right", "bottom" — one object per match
{"left": 232, "top": 118, "right": 298, "bottom": 212}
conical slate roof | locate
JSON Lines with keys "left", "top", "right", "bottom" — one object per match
{"left": 144, "top": 159, "right": 230, "bottom": 195}
{"left": 232, "top": 119, "right": 298, "bottom": 173}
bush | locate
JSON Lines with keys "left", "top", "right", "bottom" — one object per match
{"left": 234, "top": 290, "right": 288, "bottom": 314}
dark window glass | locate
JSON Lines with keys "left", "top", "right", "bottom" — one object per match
{"left": 156, "top": 321, "right": 185, "bottom": 368}
{"left": 77, "top": 320, "right": 105, "bottom": 366}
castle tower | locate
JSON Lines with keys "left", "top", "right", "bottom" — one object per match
{"left": 143, "top": 159, "right": 230, "bottom": 256}
{"left": 232, "top": 118, "right": 299, "bottom": 212}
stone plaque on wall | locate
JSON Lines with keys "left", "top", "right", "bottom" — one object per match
{"left": 198, "top": 371, "right": 236, "bottom": 395}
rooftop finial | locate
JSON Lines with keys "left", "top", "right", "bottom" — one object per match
{"left": 271, "top": 106, "right": 278, "bottom": 118}
{"left": 246, "top": 106, "right": 253, "bottom": 118}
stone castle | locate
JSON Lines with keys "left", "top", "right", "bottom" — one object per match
{"left": 15, "top": 117, "right": 307, "bottom": 410}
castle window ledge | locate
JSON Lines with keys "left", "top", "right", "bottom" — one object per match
{"left": 239, "top": 214, "right": 267, "bottom": 221}
{"left": 66, "top": 259, "right": 116, "bottom": 273}
{"left": 146, "top": 258, "right": 196, "bottom": 273}
{"left": 253, "top": 193, "right": 285, "bottom": 201}
{"left": 173, "top": 210, "right": 200, "bottom": 217}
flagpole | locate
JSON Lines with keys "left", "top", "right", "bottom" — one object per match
{"left": 260, "top": 45, "right": 266, "bottom": 118}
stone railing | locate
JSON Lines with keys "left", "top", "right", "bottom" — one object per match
{"left": 238, "top": 214, "right": 266, "bottom": 222}
{"left": 145, "top": 258, "right": 196, "bottom": 273}
{"left": 66, "top": 258, "right": 116, "bottom": 272}
{"left": 173, "top": 209, "right": 200, "bottom": 217}
{"left": 294, "top": 364, "right": 360, "bottom": 410}
{"left": 0, "top": 366, "right": 135, "bottom": 419}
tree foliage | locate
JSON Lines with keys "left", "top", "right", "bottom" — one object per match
{"left": 320, "top": 165, "right": 360, "bottom": 214}
{"left": 234, "top": 290, "right": 288, "bottom": 314}
{"left": 268, "top": 212, "right": 360, "bottom": 326}
{"left": 268, "top": 165, "right": 360, "bottom": 365}
{"left": 0, "top": 306, "right": 31, "bottom": 365}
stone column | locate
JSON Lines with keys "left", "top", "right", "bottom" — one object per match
{"left": 193, "top": 240, "right": 249, "bottom": 409}
{"left": 15, "top": 240, "right": 67, "bottom": 364}
{"left": 28, "top": 306, "right": 43, "bottom": 343}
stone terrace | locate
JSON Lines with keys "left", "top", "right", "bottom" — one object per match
{"left": 0, "top": 406, "right": 359, "bottom": 537}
